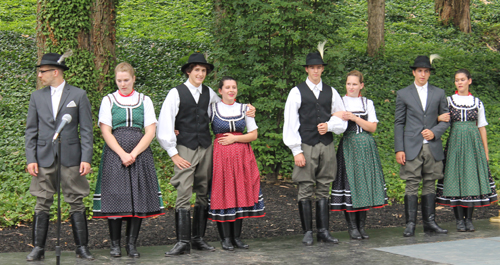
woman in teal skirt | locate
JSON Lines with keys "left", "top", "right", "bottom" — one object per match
{"left": 436, "top": 68, "right": 497, "bottom": 232}
{"left": 330, "top": 70, "right": 387, "bottom": 240}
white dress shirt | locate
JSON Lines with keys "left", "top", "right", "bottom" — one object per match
{"left": 283, "top": 78, "right": 347, "bottom": 156}
{"left": 98, "top": 91, "right": 157, "bottom": 128}
{"left": 157, "top": 80, "right": 221, "bottom": 157}
{"left": 450, "top": 94, "right": 488, "bottom": 128}
{"left": 51, "top": 80, "right": 66, "bottom": 118}
{"left": 415, "top": 82, "right": 429, "bottom": 143}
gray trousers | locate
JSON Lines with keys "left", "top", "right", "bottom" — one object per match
{"left": 292, "top": 142, "right": 337, "bottom": 201}
{"left": 29, "top": 160, "right": 90, "bottom": 214}
{"left": 171, "top": 144, "right": 213, "bottom": 210}
{"left": 399, "top": 144, "right": 444, "bottom": 196}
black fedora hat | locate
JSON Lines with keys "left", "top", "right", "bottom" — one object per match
{"left": 181, "top": 53, "right": 215, "bottom": 74}
{"left": 36, "top": 52, "right": 70, "bottom": 70}
{"left": 410, "top": 55, "right": 434, "bottom": 70}
{"left": 302, "top": 52, "right": 327, "bottom": 67}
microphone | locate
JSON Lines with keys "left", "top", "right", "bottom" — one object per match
{"left": 52, "top": 114, "right": 72, "bottom": 143}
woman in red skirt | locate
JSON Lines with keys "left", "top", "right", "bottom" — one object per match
{"left": 208, "top": 76, "right": 265, "bottom": 250}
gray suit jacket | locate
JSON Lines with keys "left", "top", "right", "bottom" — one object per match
{"left": 394, "top": 83, "right": 449, "bottom": 161}
{"left": 25, "top": 83, "right": 93, "bottom": 168}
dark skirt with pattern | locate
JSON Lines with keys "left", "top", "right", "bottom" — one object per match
{"left": 436, "top": 121, "right": 498, "bottom": 208}
{"left": 208, "top": 133, "right": 265, "bottom": 222}
{"left": 330, "top": 131, "right": 388, "bottom": 212}
{"left": 93, "top": 127, "right": 165, "bottom": 218}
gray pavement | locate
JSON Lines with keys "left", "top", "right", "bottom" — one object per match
{"left": 2, "top": 219, "right": 499, "bottom": 265}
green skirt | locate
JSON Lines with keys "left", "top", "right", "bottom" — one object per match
{"left": 442, "top": 121, "right": 491, "bottom": 197}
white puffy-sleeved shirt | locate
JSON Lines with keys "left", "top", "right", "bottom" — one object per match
{"left": 156, "top": 80, "right": 221, "bottom": 157}
{"left": 283, "top": 78, "right": 348, "bottom": 156}
{"left": 98, "top": 90, "right": 157, "bottom": 127}
{"left": 209, "top": 101, "right": 258, "bottom": 133}
{"left": 450, "top": 94, "right": 488, "bottom": 128}
{"left": 342, "top": 96, "right": 379, "bottom": 123}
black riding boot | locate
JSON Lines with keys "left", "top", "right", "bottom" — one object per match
{"left": 217, "top": 222, "right": 234, "bottom": 251}
{"left": 316, "top": 198, "right": 339, "bottom": 243}
{"left": 231, "top": 219, "right": 249, "bottom": 249}
{"left": 71, "top": 212, "right": 94, "bottom": 260}
{"left": 108, "top": 218, "right": 122, "bottom": 257}
{"left": 192, "top": 205, "right": 215, "bottom": 251}
{"left": 453, "top": 207, "right": 466, "bottom": 232}
{"left": 125, "top": 217, "right": 142, "bottom": 258}
{"left": 165, "top": 209, "right": 191, "bottom": 256}
{"left": 421, "top": 194, "right": 448, "bottom": 234}
{"left": 465, "top": 207, "right": 475, "bottom": 232}
{"left": 298, "top": 199, "right": 313, "bottom": 246}
{"left": 403, "top": 195, "right": 418, "bottom": 237}
{"left": 344, "top": 211, "right": 362, "bottom": 240}
{"left": 357, "top": 211, "right": 369, "bottom": 239}
{"left": 26, "top": 212, "right": 50, "bottom": 261}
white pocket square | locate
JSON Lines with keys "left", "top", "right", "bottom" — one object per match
{"left": 66, "top": 101, "right": 77, "bottom": 108}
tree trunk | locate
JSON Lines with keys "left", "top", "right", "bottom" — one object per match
{"left": 35, "top": 1, "right": 46, "bottom": 89}
{"left": 367, "top": 0, "right": 385, "bottom": 57}
{"left": 90, "top": 0, "right": 117, "bottom": 91}
{"left": 435, "top": 0, "right": 471, "bottom": 33}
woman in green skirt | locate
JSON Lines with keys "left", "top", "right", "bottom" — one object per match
{"left": 436, "top": 68, "right": 497, "bottom": 232}
{"left": 330, "top": 70, "right": 388, "bottom": 240}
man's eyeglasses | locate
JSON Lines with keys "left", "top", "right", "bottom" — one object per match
{"left": 39, "top": 69, "right": 55, "bottom": 74}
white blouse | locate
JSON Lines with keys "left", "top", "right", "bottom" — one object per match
{"left": 342, "top": 96, "right": 378, "bottom": 123}
{"left": 210, "top": 102, "right": 258, "bottom": 133}
{"left": 449, "top": 94, "right": 488, "bottom": 128}
{"left": 98, "top": 91, "right": 157, "bottom": 128}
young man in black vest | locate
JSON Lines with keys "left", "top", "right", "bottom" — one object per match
{"left": 283, "top": 51, "right": 347, "bottom": 246}
{"left": 157, "top": 53, "right": 255, "bottom": 255}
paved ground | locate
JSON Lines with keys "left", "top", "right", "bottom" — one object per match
{"left": 2, "top": 219, "right": 500, "bottom": 265}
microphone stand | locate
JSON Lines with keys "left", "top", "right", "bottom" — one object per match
{"left": 55, "top": 137, "right": 62, "bottom": 265}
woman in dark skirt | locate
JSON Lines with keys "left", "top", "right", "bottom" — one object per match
{"left": 92, "top": 62, "right": 164, "bottom": 257}
{"left": 330, "top": 70, "right": 387, "bottom": 240}
{"left": 208, "top": 76, "right": 265, "bottom": 250}
{"left": 436, "top": 69, "right": 497, "bottom": 232}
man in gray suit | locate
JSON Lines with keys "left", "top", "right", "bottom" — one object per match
{"left": 25, "top": 53, "right": 94, "bottom": 260}
{"left": 394, "top": 55, "right": 449, "bottom": 237}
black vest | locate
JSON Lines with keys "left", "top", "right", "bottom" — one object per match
{"left": 175, "top": 84, "right": 211, "bottom": 150}
{"left": 297, "top": 82, "right": 334, "bottom": 146}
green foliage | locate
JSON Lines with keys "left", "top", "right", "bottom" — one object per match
{"left": 117, "top": 0, "right": 213, "bottom": 42}
{"left": 211, "top": 0, "right": 346, "bottom": 177}
{"left": 0, "top": 0, "right": 36, "bottom": 34}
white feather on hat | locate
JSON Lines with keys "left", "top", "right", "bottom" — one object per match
{"left": 430, "top": 54, "right": 442, "bottom": 64}
{"left": 317, "top": 40, "right": 327, "bottom": 59}
{"left": 57, "top": 49, "right": 73, "bottom": 64}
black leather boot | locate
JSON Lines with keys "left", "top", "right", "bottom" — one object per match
{"left": 298, "top": 199, "right": 313, "bottom": 246}
{"left": 71, "top": 212, "right": 94, "bottom": 260}
{"left": 421, "top": 194, "right": 448, "bottom": 234}
{"left": 191, "top": 205, "right": 215, "bottom": 251}
{"left": 465, "top": 207, "right": 475, "bottom": 232}
{"left": 165, "top": 209, "right": 191, "bottom": 256}
{"left": 125, "top": 217, "right": 142, "bottom": 258}
{"left": 108, "top": 218, "right": 122, "bottom": 257}
{"left": 231, "top": 219, "right": 249, "bottom": 249}
{"left": 356, "top": 211, "right": 369, "bottom": 239}
{"left": 453, "top": 207, "right": 466, "bottom": 232}
{"left": 403, "top": 195, "right": 418, "bottom": 237}
{"left": 316, "top": 198, "right": 339, "bottom": 243}
{"left": 217, "top": 222, "right": 234, "bottom": 251}
{"left": 344, "top": 211, "right": 362, "bottom": 240}
{"left": 26, "top": 212, "right": 49, "bottom": 261}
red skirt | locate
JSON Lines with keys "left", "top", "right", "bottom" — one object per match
{"left": 210, "top": 133, "right": 261, "bottom": 210}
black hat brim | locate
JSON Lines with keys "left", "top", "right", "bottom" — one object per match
{"left": 36, "top": 60, "right": 69, "bottom": 70}
{"left": 181, "top": 62, "right": 214, "bottom": 74}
